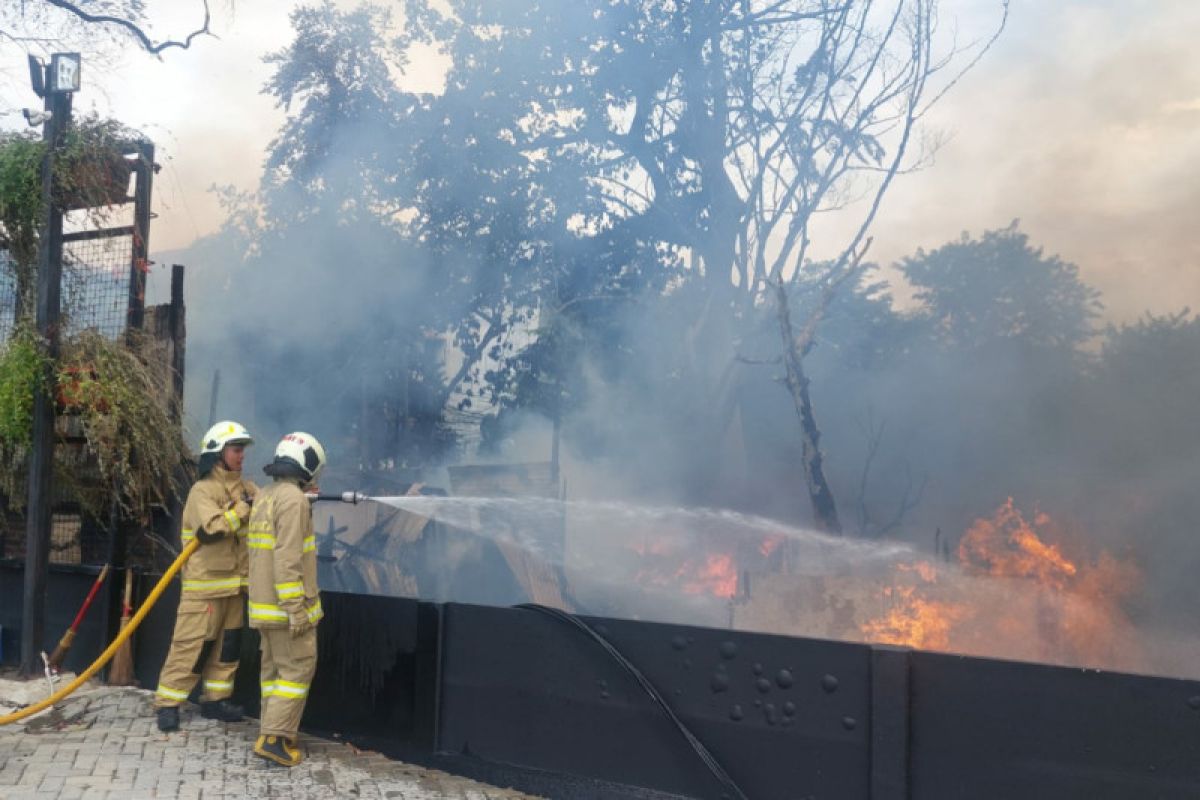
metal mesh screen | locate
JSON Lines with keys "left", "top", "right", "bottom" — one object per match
{"left": 1, "top": 508, "right": 113, "bottom": 565}
{"left": 0, "top": 251, "right": 16, "bottom": 343}
{"left": 62, "top": 233, "right": 133, "bottom": 338}
{"left": 0, "top": 232, "right": 132, "bottom": 567}
{"left": 0, "top": 230, "right": 133, "bottom": 345}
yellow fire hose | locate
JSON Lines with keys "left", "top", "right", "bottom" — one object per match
{"left": 0, "top": 538, "right": 199, "bottom": 726}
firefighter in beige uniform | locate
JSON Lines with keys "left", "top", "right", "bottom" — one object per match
{"left": 247, "top": 432, "right": 326, "bottom": 767}
{"left": 155, "top": 421, "right": 258, "bottom": 733}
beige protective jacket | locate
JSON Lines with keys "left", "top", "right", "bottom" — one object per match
{"left": 179, "top": 465, "right": 258, "bottom": 599}
{"left": 246, "top": 478, "right": 323, "bottom": 629}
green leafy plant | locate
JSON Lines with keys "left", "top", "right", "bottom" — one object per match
{"left": 0, "top": 323, "right": 48, "bottom": 503}
{"left": 0, "top": 324, "right": 45, "bottom": 447}
{"left": 0, "top": 131, "right": 45, "bottom": 278}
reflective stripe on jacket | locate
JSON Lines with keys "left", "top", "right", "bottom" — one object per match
{"left": 179, "top": 465, "right": 258, "bottom": 599}
{"left": 246, "top": 478, "right": 322, "bottom": 629}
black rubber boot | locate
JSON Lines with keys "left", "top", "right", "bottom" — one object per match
{"left": 253, "top": 734, "right": 303, "bottom": 767}
{"left": 200, "top": 700, "right": 244, "bottom": 722}
{"left": 156, "top": 706, "right": 180, "bottom": 732}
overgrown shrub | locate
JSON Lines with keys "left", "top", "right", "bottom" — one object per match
{"left": 57, "top": 330, "right": 189, "bottom": 520}
{"left": 0, "top": 330, "right": 188, "bottom": 521}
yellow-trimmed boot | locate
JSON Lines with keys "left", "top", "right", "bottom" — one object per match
{"left": 254, "top": 734, "right": 303, "bottom": 767}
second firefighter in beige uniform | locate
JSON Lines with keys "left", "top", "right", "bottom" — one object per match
{"left": 155, "top": 421, "right": 257, "bottom": 732}
{"left": 247, "top": 431, "right": 326, "bottom": 767}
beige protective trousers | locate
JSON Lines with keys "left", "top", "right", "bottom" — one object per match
{"left": 258, "top": 626, "right": 317, "bottom": 738}
{"left": 155, "top": 595, "right": 244, "bottom": 707}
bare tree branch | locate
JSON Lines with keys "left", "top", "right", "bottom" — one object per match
{"left": 42, "top": 0, "right": 214, "bottom": 54}
{"left": 436, "top": 310, "right": 506, "bottom": 411}
{"left": 853, "top": 408, "right": 928, "bottom": 537}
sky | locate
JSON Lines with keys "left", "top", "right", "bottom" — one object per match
{"left": 2, "top": 0, "right": 1198, "bottom": 322}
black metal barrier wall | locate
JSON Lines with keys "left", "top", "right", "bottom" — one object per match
{"left": 433, "top": 603, "right": 1200, "bottom": 799}
{"left": 0, "top": 562, "right": 113, "bottom": 675}
{"left": 4, "top": 574, "right": 1200, "bottom": 799}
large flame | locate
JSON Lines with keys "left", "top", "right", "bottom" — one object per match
{"left": 860, "top": 498, "right": 1141, "bottom": 670}
{"left": 860, "top": 583, "right": 967, "bottom": 650}
{"left": 958, "top": 498, "right": 1077, "bottom": 586}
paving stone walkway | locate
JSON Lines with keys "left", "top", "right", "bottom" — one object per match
{"left": 0, "top": 686, "right": 543, "bottom": 800}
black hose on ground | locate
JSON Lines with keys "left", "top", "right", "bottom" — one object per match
{"left": 516, "top": 603, "right": 750, "bottom": 800}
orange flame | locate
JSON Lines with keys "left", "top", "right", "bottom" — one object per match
{"left": 679, "top": 553, "right": 738, "bottom": 599}
{"left": 631, "top": 538, "right": 741, "bottom": 599}
{"left": 860, "top": 498, "right": 1140, "bottom": 671}
{"left": 861, "top": 585, "right": 967, "bottom": 650}
{"left": 958, "top": 497, "right": 1076, "bottom": 586}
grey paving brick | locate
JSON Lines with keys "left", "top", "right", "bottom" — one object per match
{"left": 0, "top": 686, "right": 543, "bottom": 799}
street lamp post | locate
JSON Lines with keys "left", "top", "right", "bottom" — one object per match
{"left": 20, "top": 53, "right": 79, "bottom": 677}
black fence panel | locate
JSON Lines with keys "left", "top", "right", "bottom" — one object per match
{"left": 908, "top": 651, "right": 1200, "bottom": 800}
{"left": 5, "top": 571, "right": 1200, "bottom": 800}
{"left": 437, "top": 603, "right": 872, "bottom": 800}
{"left": 0, "top": 562, "right": 111, "bottom": 676}
{"left": 130, "top": 572, "right": 180, "bottom": 691}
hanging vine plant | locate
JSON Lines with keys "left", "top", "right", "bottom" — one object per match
{"left": 0, "top": 114, "right": 140, "bottom": 305}
{"left": 55, "top": 115, "right": 136, "bottom": 211}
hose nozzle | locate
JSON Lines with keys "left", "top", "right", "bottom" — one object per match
{"left": 308, "top": 491, "right": 369, "bottom": 504}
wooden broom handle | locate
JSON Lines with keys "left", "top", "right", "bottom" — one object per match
{"left": 122, "top": 567, "right": 134, "bottom": 615}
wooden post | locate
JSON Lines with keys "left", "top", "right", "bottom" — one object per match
{"left": 166, "top": 264, "right": 187, "bottom": 544}
{"left": 21, "top": 83, "right": 71, "bottom": 676}
{"left": 168, "top": 264, "right": 186, "bottom": 422}
{"left": 126, "top": 140, "right": 154, "bottom": 331}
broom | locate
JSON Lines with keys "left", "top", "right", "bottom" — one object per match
{"left": 46, "top": 564, "right": 111, "bottom": 671}
{"left": 107, "top": 568, "right": 137, "bottom": 686}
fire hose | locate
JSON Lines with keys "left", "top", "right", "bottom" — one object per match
{"left": 0, "top": 538, "right": 200, "bottom": 726}
{"left": 0, "top": 490, "right": 369, "bottom": 726}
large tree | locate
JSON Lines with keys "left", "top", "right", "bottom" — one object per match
{"left": 393, "top": 0, "right": 1006, "bottom": 528}
{"left": 231, "top": 1, "right": 1005, "bottom": 522}
{"left": 901, "top": 221, "right": 1103, "bottom": 354}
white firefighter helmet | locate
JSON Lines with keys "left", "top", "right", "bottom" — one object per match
{"left": 272, "top": 432, "right": 326, "bottom": 481}
{"left": 200, "top": 420, "right": 253, "bottom": 455}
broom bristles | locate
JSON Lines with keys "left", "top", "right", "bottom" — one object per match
{"left": 108, "top": 569, "right": 137, "bottom": 686}
{"left": 108, "top": 616, "right": 136, "bottom": 686}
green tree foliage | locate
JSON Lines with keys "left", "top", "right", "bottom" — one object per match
{"left": 0, "top": 133, "right": 45, "bottom": 272}
{"left": 901, "top": 222, "right": 1103, "bottom": 353}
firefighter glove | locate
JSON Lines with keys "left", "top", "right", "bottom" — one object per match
{"left": 288, "top": 612, "right": 314, "bottom": 638}
{"left": 195, "top": 527, "right": 223, "bottom": 545}
{"left": 229, "top": 500, "right": 251, "bottom": 528}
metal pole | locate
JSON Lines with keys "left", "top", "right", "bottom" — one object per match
{"left": 207, "top": 368, "right": 220, "bottom": 428}
{"left": 20, "top": 84, "right": 72, "bottom": 676}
